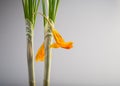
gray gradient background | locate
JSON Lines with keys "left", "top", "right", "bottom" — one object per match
{"left": 0, "top": 0, "right": 120, "bottom": 86}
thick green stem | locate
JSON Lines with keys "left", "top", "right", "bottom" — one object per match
{"left": 26, "top": 19, "right": 36, "bottom": 86}
{"left": 43, "top": 23, "right": 53, "bottom": 86}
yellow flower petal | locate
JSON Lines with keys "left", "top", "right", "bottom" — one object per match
{"left": 35, "top": 43, "right": 44, "bottom": 62}
{"left": 61, "top": 42, "right": 73, "bottom": 49}
{"left": 36, "top": 28, "right": 73, "bottom": 62}
{"left": 52, "top": 29, "right": 64, "bottom": 44}
{"left": 50, "top": 42, "right": 73, "bottom": 49}
{"left": 50, "top": 43, "right": 60, "bottom": 48}
{"left": 52, "top": 28, "right": 73, "bottom": 49}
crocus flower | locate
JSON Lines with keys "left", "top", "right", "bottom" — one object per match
{"left": 35, "top": 28, "right": 73, "bottom": 62}
{"left": 50, "top": 28, "right": 73, "bottom": 49}
{"left": 35, "top": 43, "right": 45, "bottom": 62}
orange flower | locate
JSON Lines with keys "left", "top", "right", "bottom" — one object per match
{"left": 35, "top": 28, "right": 73, "bottom": 62}
{"left": 50, "top": 29, "right": 73, "bottom": 49}
{"left": 35, "top": 43, "right": 44, "bottom": 62}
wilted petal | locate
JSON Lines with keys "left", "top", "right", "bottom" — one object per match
{"left": 61, "top": 42, "right": 73, "bottom": 49}
{"left": 36, "top": 28, "right": 73, "bottom": 62}
{"left": 50, "top": 43, "right": 60, "bottom": 48}
{"left": 52, "top": 29, "right": 64, "bottom": 44}
{"left": 35, "top": 43, "right": 44, "bottom": 62}
{"left": 52, "top": 28, "right": 73, "bottom": 49}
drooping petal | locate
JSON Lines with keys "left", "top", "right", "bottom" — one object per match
{"left": 52, "top": 29, "right": 64, "bottom": 44}
{"left": 51, "top": 28, "right": 73, "bottom": 49}
{"left": 35, "top": 43, "right": 44, "bottom": 62}
{"left": 61, "top": 42, "right": 73, "bottom": 49}
{"left": 50, "top": 42, "right": 73, "bottom": 49}
{"left": 50, "top": 43, "right": 60, "bottom": 48}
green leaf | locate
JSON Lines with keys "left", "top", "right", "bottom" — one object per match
{"left": 51, "top": 0, "right": 56, "bottom": 21}
{"left": 54, "top": 0, "right": 60, "bottom": 22}
{"left": 42, "top": 0, "right": 46, "bottom": 26}
{"left": 22, "top": 0, "right": 40, "bottom": 28}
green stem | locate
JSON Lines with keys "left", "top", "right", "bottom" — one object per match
{"left": 26, "top": 19, "right": 36, "bottom": 86}
{"left": 43, "top": 23, "right": 53, "bottom": 86}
